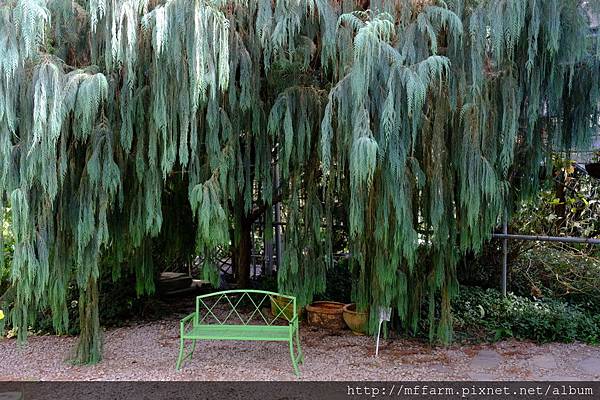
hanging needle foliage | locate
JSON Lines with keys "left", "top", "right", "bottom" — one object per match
{"left": 0, "top": 0, "right": 599, "bottom": 362}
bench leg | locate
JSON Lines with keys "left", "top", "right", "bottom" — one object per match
{"left": 295, "top": 325, "right": 303, "bottom": 364}
{"left": 176, "top": 336, "right": 186, "bottom": 371}
{"left": 289, "top": 336, "right": 300, "bottom": 377}
{"left": 190, "top": 339, "right": 197, "bottom": 360}
{"left": 176, "top": 338, "right": 198, "bottom": 370}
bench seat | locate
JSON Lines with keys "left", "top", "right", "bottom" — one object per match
{"left": 183, "top": 324, "right": 291, "bottom": 341}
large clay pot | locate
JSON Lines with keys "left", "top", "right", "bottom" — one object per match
{"left": 306, "top": 301, "right": 346, "bottom": 330}
{"left": 270, "top": 295, "right": 302, "bottom": 321}
{"left": 342, "top": 303, "right": 368, "bottom": 335}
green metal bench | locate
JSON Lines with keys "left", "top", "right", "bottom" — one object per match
{"left": 176, "top": 290, "right": 303, "bottom": 376}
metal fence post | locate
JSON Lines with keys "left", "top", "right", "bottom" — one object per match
{"left": 501, "top": 207, "right": 508, "bottom": 297}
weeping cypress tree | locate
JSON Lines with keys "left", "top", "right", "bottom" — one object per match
{"left": 0, "top": 0, "right": 598, "bottom": 363}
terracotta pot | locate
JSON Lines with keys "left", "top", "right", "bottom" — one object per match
{"left": 270, "top": 296, "right": 302, "bottom": 321}
{"left": 342, "top": 303, "right": 368, "bottom": 335}
{"left": 305, "top": 301, "right": 346, "bottom": 330}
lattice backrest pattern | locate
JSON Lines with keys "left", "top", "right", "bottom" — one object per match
{"left": 194, "top": 290, "right": 296, "bottom": 326}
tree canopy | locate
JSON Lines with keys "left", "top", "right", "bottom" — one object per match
{"left": 1, "top": 0, "right": 599, "bottom": 363}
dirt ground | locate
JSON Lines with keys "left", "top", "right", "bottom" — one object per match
{"left": 1, "top": 316, "right": 600, "bottom": 381}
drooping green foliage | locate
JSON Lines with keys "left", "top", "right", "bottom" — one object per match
{"left": 0, "top": 0, "right": 598, "bottom": 362}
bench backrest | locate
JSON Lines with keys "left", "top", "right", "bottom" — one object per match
{"left": 194, "top": 290, "right": 297, "bottom": 326}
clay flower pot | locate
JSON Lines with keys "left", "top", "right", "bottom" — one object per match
{"left": 270, "top": 295, "right": 302, "bottom": 321}
{"left": 342, "top": 303, "right": 368, "bottom": 335}
{"left": 305, "top": 301, "right": 346, "bottom": 330}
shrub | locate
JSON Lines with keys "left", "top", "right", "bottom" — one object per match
{"left": 1, "top": 207, "right": 14, "bottom": 295}
{"left": 459, "top": 155, "right": 600, "bottom": 307}
{"left": 314, "top": 257, "right": 353, "bottom": 304}
{"left": 0, "top": 208, "right": 14, "bottom": 336}
{"left": 453, "top": 286, "right": 600, "bottom": 344}
{"left": 511, "top": 244, "right": 600, "bottom": 312}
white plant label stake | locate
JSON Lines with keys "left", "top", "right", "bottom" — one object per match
{"left": 375, "top": 307, "right": 391, "bottom": 357}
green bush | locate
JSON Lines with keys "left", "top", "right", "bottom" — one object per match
{"left": 507, "top": 156, "right": 600, "bottom": 310}
{"left": 1, "top": 207, "right": 14, "bottom": 295}
{"left": 0, "top": 208, "right": 14, "bottom": 335}
{"left": 459, "top": 155, "right": 600, "bottom": 307}
{"left": 510, "top": 245, "right": 600, "bottom": 312}
{"left": 314, "top": 257, "right": 353, "bottom": 304}
{"left": 453, "top": 286, "right": 600, "bottom": 344}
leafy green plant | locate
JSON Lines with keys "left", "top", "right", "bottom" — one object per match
{"left": 461, "top": 154, "right": 600, "bottom": 310}
{"left": 0, "top": 207, "right": 13, "bottom": 295}
{"left": 506, "top": 154, "right": 600, "bottom": 311}
{"left": 254, "top": 273, "right": 278, "bottom": 293}
{"left": 514, "top": 155, "right": 600, "bottom": 239}
{"left": 0, "top": 207, "right": 14, "bottom": 337}
{"left": 453, "top": 286, "right": 600, "bottom": 344}
{"left": 511, "top": 245, "right": 600, "bottom": 312}
{"left": 313, "top": 258, "right": 353, "bottom": 304}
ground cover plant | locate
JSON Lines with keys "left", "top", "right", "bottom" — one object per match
{"left": 452, "top": 286, "right": 600, "bottom": 344}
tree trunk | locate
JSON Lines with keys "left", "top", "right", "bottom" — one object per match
{"left": 231, "top": 211, "right": 253, "bottom": 288}
{"left": 73, "top": 278, "right": 102, "bottom": 364}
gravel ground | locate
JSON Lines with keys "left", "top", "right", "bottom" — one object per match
{"left": 1, "top": 316, "right": 600, "bottom": 381}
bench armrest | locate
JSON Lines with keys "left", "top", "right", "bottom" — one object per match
{"left": 181, "top": 312, "right": 195, "bottom": 323}
{"left": 180, "top": 312, "right": 196, "bottom": 335}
